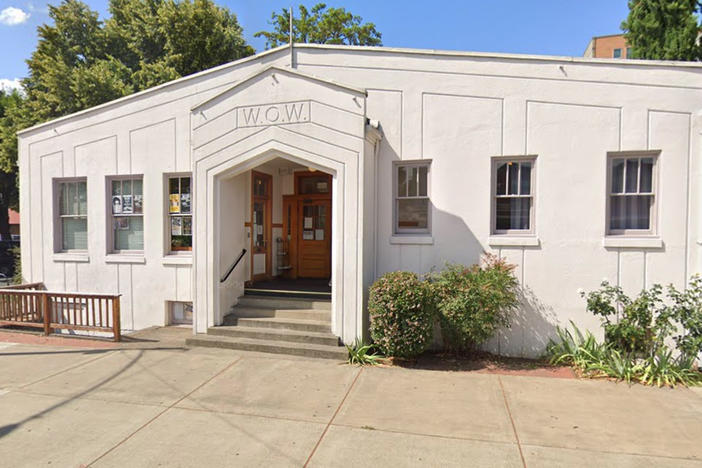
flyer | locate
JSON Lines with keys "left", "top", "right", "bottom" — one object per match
{"left": 170, "top": 194, "right": 180, "bottom": 213}
{"left": 122, "top": 195, "right": 133, "bottom": 214}
{"left": 171, "top": 216, "right": 182, "bottom": 235}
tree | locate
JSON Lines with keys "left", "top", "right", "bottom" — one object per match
{"left": 0, "top": 0, "right": 254, "bottom": 236}
{"left": 255, "top": 3, "right": 382, "bottom": 49}
{"left": 621, "top": 0, "right": 702, "bottom": 61}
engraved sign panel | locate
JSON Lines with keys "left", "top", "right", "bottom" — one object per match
{"left": 238, "top": 101, "right": 310, "bottom": 128}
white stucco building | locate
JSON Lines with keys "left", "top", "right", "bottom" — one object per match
{"left": 17, "top": 44, "right": 702, "bottom": 357}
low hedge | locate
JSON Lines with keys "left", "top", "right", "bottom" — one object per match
{"left": 368, "top": 271, "right": 434, "bottom": 359}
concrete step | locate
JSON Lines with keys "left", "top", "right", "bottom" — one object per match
{"left": 232, "top": 317, "right": 332, "bottom": 333}
{"left": 225, "top": 307, "right": 331, "bottom": 322}
{"left": 207, "top": 325, "right": 340, "bottom": 346}
{"left": 186, "top": 334, "right": 347, "bottom": 360}
{"left": 236, "top": 295, "right": 331, "bottom": 311}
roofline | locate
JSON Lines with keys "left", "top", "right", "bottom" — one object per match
{"left": 17, "top": 45, "right": 289, "bottom": 136}
{"left": 18, "top": 42, "right": 702, "bottom": 137}
{"left": 590, "top": 33, "right": 626, "bottom": 40}
{"left": 191, "top": 65, "right": 366, "bottom": 111}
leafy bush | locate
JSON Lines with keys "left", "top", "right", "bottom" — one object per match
{"left": 548, "top": 322, "right": 702, "bottom": 387}
{"left": 668, "top": 276, "right": 702, "bottom": 360}
{"left": 368, "top": 271, "right": 434, "bottom": 359}
{"left": 346, "top": 339, "right": 382, "bottom": 366}
{"left": 430, "top": 255, "right": 519, "bottom": 353}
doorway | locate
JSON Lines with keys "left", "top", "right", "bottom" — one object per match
{"left": 281, "top": 171, "right": 332, "bottom": 280}
{"left": 250, "top": 171, "right": 272, "bottom": 281}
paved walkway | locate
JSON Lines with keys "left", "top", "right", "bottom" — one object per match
{"left": 0, "top": 327, "right": 701, "bottom": 467}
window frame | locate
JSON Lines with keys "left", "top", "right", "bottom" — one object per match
{"left": 54, "top": 177, "right": 88, "bottom": 253}
{"left": 392, "top": 159, "right": 431, "bottom": 235}
{"left": 491, "top": 156, "right": 537, "bottom": 236}
{"left": 605, "top": 150, "right": 660, "bottom": 237}
{"left": 613, "top": 48, "right": 622, "bottom": 58}
{"left": 165, "top": 173, "right": 193, "bottom": 255}
{"left": 107, "top": 175, "right": 145, "bottom": 254}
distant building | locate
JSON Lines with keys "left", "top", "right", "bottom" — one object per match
{"left": 584, "top": 34, "right": 631, "bottom": 59}
{"left": 8, "top": 209, "right": 19, "bottom": 241}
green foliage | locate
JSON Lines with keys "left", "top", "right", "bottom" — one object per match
{"left": 430, "top": 255, "right": 519, "bottom": 353}
{"left": 0, "top": 0, "right": 254, "bottom": 227}
{"left": 255, "top": 3, "right": 382, "bottom": 49}
{"left": 10, "top": 246, "right": 22, "bottom": 284}
{"left": 548, "top": 323, "right": 702, "bottom": 387}
{"left": 368, "top": 271, "right": 434, "bottom": 359}
{"left": 622, "top": 0, "right": 702, "bottom": 61}
{"left": 668, "top": 275, "right": 702, "bottom": 359}
{"left": 346, "top": 339, "right": 382, "bottom": 366}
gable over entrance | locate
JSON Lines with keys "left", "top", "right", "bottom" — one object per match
{"left": 191, "top": 65, "right": 380, "bottom": 345}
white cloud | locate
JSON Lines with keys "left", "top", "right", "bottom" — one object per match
{"left": 0, "top": 78, "right": 23, "bottom": 93}
{"left": 0, "top": 7, "right": 30, "bottom": 26}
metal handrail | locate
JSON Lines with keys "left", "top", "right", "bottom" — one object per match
{"left": 220, "top": 248, "right": 247, "bottom": 283}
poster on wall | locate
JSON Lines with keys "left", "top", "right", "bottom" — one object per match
{"left": 171, "top": 216, "right": 182, "bottom": 236}
{"left": 180, "top": 193, "right": 191, "bottom": 213}
{"left": 133, "top": 195, "right": 143, "bottom": 214}
{"left": 169, "top": 194, "right": 180, "bottom": 213}
{"left": 183, "top": 217, "right": 192, "bottom": 236}
{"left": 112, "top": 196, "right": 123, "bottom": 214}
{"left": 122, "top": 195, "right": 133, "bottom": 214}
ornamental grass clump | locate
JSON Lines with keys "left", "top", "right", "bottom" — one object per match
{"left": 431, "top": 255, "right": 519, "bottom": 353}
{"left": 368, "top": 271, "right": 434, "bottom": 359}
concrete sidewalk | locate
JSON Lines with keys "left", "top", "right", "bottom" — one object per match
{"left": 0, "top": 328, "right": 700, "bottom": 467}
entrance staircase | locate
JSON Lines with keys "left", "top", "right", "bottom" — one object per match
{"left": 185, "top": 294, "right": 346, "bottom": 360}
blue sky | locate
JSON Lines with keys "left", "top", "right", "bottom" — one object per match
{"left": 0, "top": 0, "right": 631, "bottom": 91}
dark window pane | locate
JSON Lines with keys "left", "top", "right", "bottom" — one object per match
{"left": 611, "top": 159, "right": 624, "bottom": 193}
{"left": 520, "top": 162, "right": 531, "bottom": 195}
{"left": 508, "top": 163, "right": 519, "bottom": 195}
{"left": 407, "top": 167, "right": 418, "bottom": 197}
{"left": 299, "top": 175, "right": 329, "bottom": 194}
{"left": 625, "top": 159, "right": 639, "bottom": 193}
{"left": 398, "top": 166, "right": 407, "bottom": 197}
{"left": 496, "top": 163, "right": 507, "bottom": 195}
{"left": 496, "top": 197, "right": 530, "bottom": 231}
{"left": 640, "top": 158, "right": 653, "bottom": 192}
{"left": 180, "top": 177, "right": 190, "bottom": 194}
{"left": 610, "top": 195, "right": 651, "bottom": 230}
{"left": 169, "top": 178, "right": 179, "bottom": 194}
{"left": 418, "top": 165, "right": 428, "bottom": 197}
{"left": 397, "top": 198, "right": 428, "bottom": 230}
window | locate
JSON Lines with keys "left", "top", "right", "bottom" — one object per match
{"left": 394, "top": 161, "right": 430, "bottom": 234}
{"left": 492, "top": 158, "right": 535, "bottom": 234}
{"left": 607, "top": 152, "right": 658, "bottom": 234}
{"left": 613, "top": 48, "right": 622, "bottom": 58}
{"left": 168, "top": 176, "right": 192, "bottom": 252}
{"left": 626, "top": 47, "right": 632, "bottom": 58}
{"left": 56, "top": 179, "right": 87, "bottom": 251}
{"left": 110, "top": 177, "right": 143, "bottom": 251}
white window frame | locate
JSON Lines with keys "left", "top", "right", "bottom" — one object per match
{"left": 393, "top": 160, "right": 431, "bottom": 235}
{"left": 606, "top": 150, "right": 660, "bottom": 237}
{"left": 107, "top": 175, "right": 144, "bottom": 254}
{"left": 165, "top": 173, "right": 193, "bottom": 255}
{"left": 54, "top": 177, "right": 88, "bottom": 253}
{"left": 491, "top": 156, "right": 537, "bottom": 236}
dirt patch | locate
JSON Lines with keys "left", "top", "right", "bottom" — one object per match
{"left": 382, "top": 351, "right": 576, "bottom": 379}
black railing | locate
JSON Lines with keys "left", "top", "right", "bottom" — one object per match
{"left": 220, "top": 248, "right": 247, "bottom": 283}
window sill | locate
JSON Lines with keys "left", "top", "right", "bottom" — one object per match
{"left": 53, "top": 253, "right": 90, "bottom": 263}
{"left": 603, "top": 237, "right": 663, "bottom": 249}
{"left": 162, "top": 255, "right": 193, "bottom": 266}
{"left": 389, "top": 235, "right": 434, "bottom": 245}
{"left": 105, "top": 254, "right": 146, "bottom": 264}
{"left": 488, "top": 236, "right": 540, "bottom": 247}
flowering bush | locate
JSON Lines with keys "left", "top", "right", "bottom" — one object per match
{"left": 368, "top": 271, "right": 434, "bottom": 359}
{"left": 430, "top": 255, "right": 519, "bottom": 353}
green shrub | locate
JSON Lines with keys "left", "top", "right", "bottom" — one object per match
{"left": 431, "top": 255, "right": 519, "bottom": 353}
{"left": 368, "top": 271, "right": 434, "bottom": 359}
{"left": 668, "top": 275, "right": 702, "bottom": 361}
{"left": 547, "top": 322, "right": 702, "bottom": 387}
{"left": 346, "top": 339, "right": 382, "bottom": 366}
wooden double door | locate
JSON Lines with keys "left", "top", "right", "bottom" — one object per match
{"left": 283, "top": 194, "right": 332, "bottom": 279}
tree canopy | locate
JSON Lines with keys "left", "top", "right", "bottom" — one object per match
{"left": 621, "top": 0, "right": 702, "bottom": 60}
{"left": 255, "top": 3, "right": 382, "bottom": 49}
{"left": 0, "top": 0, "right": 254, "bottom": 236}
